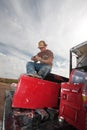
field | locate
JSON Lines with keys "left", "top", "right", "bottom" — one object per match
{"left": 0, "top": 78, "right": 18, "bottom": 121}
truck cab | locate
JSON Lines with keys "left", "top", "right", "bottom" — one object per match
{"left": 59, "top": 41, "right": 87, "bottom": 130}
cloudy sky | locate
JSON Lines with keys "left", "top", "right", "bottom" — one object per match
{"left": 0, "top": 0, "right": 87, "bottom": 79}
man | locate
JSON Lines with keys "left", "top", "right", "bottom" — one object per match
{"left": 26, "top": 40, "right": 54, "bottom": 79}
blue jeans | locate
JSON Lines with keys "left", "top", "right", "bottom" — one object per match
{"left": 26, "top": 61, "right": 52, "bottom": 78}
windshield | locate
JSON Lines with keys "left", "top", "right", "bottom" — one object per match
{"left": 70, "top": 69, "right": 86, "bottom": 83}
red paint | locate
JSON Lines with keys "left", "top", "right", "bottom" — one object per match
{"left": 59, "top": 82, "right": 86, "bottom": 130}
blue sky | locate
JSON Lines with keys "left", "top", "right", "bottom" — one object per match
{"left": 0, "top": 0, "right": 87, "bottom": 79}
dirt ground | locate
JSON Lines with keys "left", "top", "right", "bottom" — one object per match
{"left": 0, "top": 82, "right": 11, "bottom": 121}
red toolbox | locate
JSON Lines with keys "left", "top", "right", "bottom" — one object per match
{"left": 12, "top": 74, "right": 61, "bottom": 109}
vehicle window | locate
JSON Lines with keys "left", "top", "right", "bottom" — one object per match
{"left": 70, "top": 70, "right": 86, "bottom": 83}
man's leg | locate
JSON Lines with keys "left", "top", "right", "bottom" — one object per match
{"left": 26, "top": 61, "right": 36, "bottom": 74}
{"left": 36, "top": 64, "right": 51, "bottom": 78}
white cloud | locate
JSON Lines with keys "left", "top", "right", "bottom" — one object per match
{"left": 0, "top": 54, "right": 27, "bottom": 79}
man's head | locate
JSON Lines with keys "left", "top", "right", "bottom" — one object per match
{"left": 38, "top": 41, "right": 47, "bottom": 49}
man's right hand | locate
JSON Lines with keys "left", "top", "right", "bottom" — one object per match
{"left": 31, "top": 56, "right": 38, "bottom": 62}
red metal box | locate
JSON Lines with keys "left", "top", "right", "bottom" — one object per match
{"left": 12, "top": 74, "right": 60, "bottom": 109}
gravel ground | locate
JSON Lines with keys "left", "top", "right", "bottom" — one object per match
{"left": 0, "top": 121, "right": 2, "bottom": 130}
{"left": 0, "top": 82, "right": 11, "bottom": 130}
{"left": 0, "top": 82, "right": 11, "bottom": 121}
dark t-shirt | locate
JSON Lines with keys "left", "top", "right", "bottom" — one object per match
{"left": 37, "top": 49, "right": 54, "bottom": 66}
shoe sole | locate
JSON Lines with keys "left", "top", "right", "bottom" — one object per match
{"left": 26, "top": 73, "right": 42, "bottom": 79}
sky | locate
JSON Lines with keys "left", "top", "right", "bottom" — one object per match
{"left": 0, "top": 0, "right": 87, "bottom": 79}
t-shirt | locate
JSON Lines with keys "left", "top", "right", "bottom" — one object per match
{"left": 37, "top": 49, "right": 54, "bottom": 66}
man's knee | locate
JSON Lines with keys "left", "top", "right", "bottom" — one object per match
{"left": 26, "top": 61, "right": 33, "bottom": 67}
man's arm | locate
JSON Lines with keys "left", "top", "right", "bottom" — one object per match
{"left": 31, "top": 56, "right": 38, "bottom": 62}
{"left": 35, "top": 55, "right": 53, "bottom": 65}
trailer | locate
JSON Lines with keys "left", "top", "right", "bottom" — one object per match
{"left": 2, "top": 41, "right": 87, "bottom": 130}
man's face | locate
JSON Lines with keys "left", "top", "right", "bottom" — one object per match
{"left": 39, "top": 46, "right": 46, "bottom": 51}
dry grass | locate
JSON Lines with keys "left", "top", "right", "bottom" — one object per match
{"left": 0, "top": 77, "right": 18, "bottom": 84}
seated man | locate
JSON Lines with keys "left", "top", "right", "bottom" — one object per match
{"left": 26, "top": 40, "right": 54, "bottom": 79}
